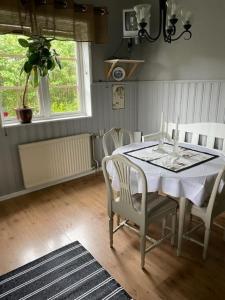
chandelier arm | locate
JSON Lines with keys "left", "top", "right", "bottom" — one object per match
{"left": 139, "top": 0, "right": 163, "bottom": 42}
{"left": 172, "top": 25, "right": 176, "bottom": 36}
{"left": 141, "top": 29, "right": 159, "bottom": 42}
{"left": 147, "top": 0, "right": 163, "bottom": 41}
{"left": 171, "top": 30, "right": 192, "bottom": 41}
{"left": 144, "top": 31, "right": 158, "bottom": 43}
{"left": 138, "top": 29, "right": 153, "bottom": 41}
{"left": 162, "top": 0, "right": 170, "bottom": 42}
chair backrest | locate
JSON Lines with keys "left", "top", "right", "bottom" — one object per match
{"left": 206, "top": 166, "right": 225, "bottom": 224}
{"left": 167, "top": 122, "right": 225, "bottom": 153}
{"left": 142, "top": 132, "right": 161, "bottom": 142}
{"left": 142, "top": 122, "right": 225, "bottom": 153}
{"left": 102, "top": 154, "right": 147, "bottom": 225}
{"left": 102, "top": 128, "right": 134, "bottom": 156}
{"left": 142, "top": 131, "right": 171, "bottom": 142}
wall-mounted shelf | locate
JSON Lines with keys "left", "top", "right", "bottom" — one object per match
{"left": 104, "top": 59, "right": 144, "bottom": 80}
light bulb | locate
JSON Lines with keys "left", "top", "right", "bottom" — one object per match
{"left": 167, "top": 0, "right": 178, "bottom": 16}
{"left": 181, "top": 9, "right": 193, "bottom": 24}
{"left": 171, "top": 2, "right": 177, "bottom": 16}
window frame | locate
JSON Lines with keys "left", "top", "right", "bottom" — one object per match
{"left": 0, "top": 39, "right": 92, "bottom": 127}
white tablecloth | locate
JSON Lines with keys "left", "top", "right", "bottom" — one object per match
{"left": 109, "top": 142, "right": 225, "bottom": 207}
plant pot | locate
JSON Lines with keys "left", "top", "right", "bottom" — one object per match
{"left": 16, "top": 108, "right": 33, "bottom": 124}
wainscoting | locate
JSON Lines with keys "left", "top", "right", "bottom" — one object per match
{"left": 1, "top": 79, "right": 225, "bottom": 198}
{"left": 137, "top": 80, "right": 225, "bottom": 135}
{"left": 0, "top": 82, "right": 137, "bottom": 197}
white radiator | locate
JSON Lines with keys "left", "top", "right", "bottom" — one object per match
{"left": 19, "top": 134, "right": 93, "bottom": 189}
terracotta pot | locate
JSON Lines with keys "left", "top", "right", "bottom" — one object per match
{"left": 16, "top": 108, "right": 33, "bottom": 124}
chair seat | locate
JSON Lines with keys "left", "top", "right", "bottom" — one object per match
{"left": 191, "top": 200, "right": 225, "bottom": 222}
{"left": 132, "top": 192, "right": 178, "bottom": 220}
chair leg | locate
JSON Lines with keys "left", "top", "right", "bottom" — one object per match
{"left": 140, "top": 225, "right": 146, "bottom": 269}
{"left": 109, "top": 216, "right": 114, "bottom": 248}
{"left": 203, "top": 227, "right": 210, "bottom": 260}
{"left": 177, "top": 197, "right": 187, "bottom": 256}
{"left": 117, "top": 214, "right": 120, "bottom": 226}
{"left": 171, "top": 212, "right": 177, "bottom": 246}
{"left": 140, "top": 235, "right": 146, "bottom": 269}
{"left": 223, "top": 229, "right": 225, "bottom": 242}
{"left": 161, "top": 217, "right": 167, "bottom": 238}
{"left": 188, "top": 214, "right": 193, "bottom": 228}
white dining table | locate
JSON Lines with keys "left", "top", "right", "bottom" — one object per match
{"left": 110, "top": 141, "right": 225, "bottom": 256}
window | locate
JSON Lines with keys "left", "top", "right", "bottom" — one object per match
{"left": 0, "top": 34, "right": 92, "bottom": 125}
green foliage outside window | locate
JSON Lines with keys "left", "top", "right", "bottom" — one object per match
{"left": 0, "top": 34, "right": 80, "bottom": 118}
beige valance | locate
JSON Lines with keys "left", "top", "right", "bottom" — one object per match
{"left": 0, "top": 0, "right": 108, "bottom": 44}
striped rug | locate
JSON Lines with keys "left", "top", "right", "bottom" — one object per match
{"left": 0, "top": 241, "right": 132, "bottom": 300}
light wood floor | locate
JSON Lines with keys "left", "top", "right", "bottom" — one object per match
{"left": 1, "top": 173, "right": 225, "bottom": 300}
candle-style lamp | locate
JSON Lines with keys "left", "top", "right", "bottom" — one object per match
{"left": 158, "top": 111, "right": 165, "bottom": 149}
{"left": 173, "top": 115, "right": 180, "bottom": 155}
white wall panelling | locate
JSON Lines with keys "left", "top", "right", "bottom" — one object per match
{"left": 137, "top": 80, "right": 225, "bottom": 135}
{"left": 1, "top": 79, "right": 225, "bottom": 198}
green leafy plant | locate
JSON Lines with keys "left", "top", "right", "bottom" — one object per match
{"left": 18, "top": 35, "right": 61, "bottom": 108}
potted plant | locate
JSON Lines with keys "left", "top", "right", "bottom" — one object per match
{"left": 16, "top": 35, "right": 61, "bottom": 123}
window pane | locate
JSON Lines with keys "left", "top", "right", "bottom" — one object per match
{"left": 50, "top": 85, "right": 79, "bottom": 113}
{"left": 1, "top": 88, "right": 40, "bottom": 118}
{"left": 49, "top": 40, "right": 80, "bottom": 114}
{"left": 0, "top": 34, "right": 40, "bottom": 119}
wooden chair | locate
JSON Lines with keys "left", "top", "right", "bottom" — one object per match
{"left": 183, "top": 166, "right": 225, "bottom": 259}
{"left": 102, "top": 128, "right": 134, "bottom": 156}
{"left": 142, "top": 131, "right": 162, "bottom": 142}
{"left": 142, "top": 122, "right": 225, "bottom": 154}
{"left": 102, "top": 154, "right": 178, "bottom": 268}
{"left": 167, "top": 122, "right": 225, "bottom": 153}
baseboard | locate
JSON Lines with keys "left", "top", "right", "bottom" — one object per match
{"left": 0, "top": 169, "right": 98, "bottom": 202}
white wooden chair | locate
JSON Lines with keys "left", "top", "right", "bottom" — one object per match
{"left": 142, "top": 131, "right": 161, "bottom": 142}
{"left": 183, "top": 166, "right": 225, "bottom": 260}
{"left": 102, "top": 128, "right": 134, "bottom": 156}
{"left": 167, "top": 122, "right": 225, "bottom": 152}
{"left": 142, "top": 128, "right": 171, "bottom": 142}
{"left": 102, "top": 154, "right": 178, "bottom": 268}
{"left": 142, "top": 122, "right": 225, "bottom": 154}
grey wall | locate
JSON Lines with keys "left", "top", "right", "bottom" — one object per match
{"left": 0, "top": 82, "right": 137, "bottom": 197}
{"left": 135, "top": 1, "right": 225, "bottom": 134}
{"left": 1, "top": 0, "right": 225, "bottom": 197}
{"left": 0, "top": 0, "right": 141, "bottom": 197}
{"left": 134, "top": 0, "right": 225, "bottom": 81}
{"left": 82, "top": 0, "right": 139, "bottom": 81}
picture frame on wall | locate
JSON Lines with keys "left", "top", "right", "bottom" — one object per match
{"left": 112, "top": 85, "right": 125, "bottom": 110}
{"left": 123, "top": 9, "right": 139, "bottom": 38}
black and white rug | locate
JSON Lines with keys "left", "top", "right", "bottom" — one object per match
{"left": 0, "top": 241, "right": 132, "bottom": 300}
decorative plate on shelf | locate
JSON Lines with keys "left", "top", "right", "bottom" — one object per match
{"left": 112, "top": 67, "right": 126, "bottom": 81}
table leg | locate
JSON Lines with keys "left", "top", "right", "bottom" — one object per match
{"left": 177, "top": 197, "right": 187, "bottom": 256}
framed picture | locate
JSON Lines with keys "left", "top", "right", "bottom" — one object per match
{"left": 123, "top": 9, "right": 138, "bottom": 38}
{"left": 112, "top": 85, "right": 125, "bottom": 110}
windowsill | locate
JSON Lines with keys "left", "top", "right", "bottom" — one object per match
{"left": 2, "top": 113, "right": 92, "bottom": 128}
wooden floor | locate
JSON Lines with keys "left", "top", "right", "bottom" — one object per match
{"left": 1, "top": 173, "right": 225, "bottom": 300}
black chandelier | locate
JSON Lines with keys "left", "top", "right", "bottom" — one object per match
{"left": 134, "top": 0, "right": 192, "bottom": 43}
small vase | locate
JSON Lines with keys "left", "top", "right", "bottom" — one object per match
{"left": 157, "top": 132, "right": 165, "bottom": 151}
{"left": 158, "top": 138, "right": 164, "bottom": 149}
